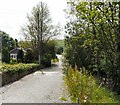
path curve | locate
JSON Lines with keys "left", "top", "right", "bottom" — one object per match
{"left": 0, "top": 55, "right": 71, "bottom": 103}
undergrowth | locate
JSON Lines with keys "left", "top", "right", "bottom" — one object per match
{"left": 65, "top": 66, "right": 120, "bottom": 103}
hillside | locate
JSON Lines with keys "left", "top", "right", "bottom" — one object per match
{"left": 55, "top": 40, "right": 64, "bottom": 48}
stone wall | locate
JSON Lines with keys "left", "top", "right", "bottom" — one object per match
{"left": 2, "top": 68, "right": 38, "bottom": 86}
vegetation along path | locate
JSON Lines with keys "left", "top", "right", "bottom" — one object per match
{"left": 0, "top": 55, "right": 70, "bottom": 103}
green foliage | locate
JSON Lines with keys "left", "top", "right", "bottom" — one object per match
{"left": 52, "top": 56, "right": 59, "bottom": 63}
{"left": 2, "top": 47, "right": 10, "bottom": 63}
{"left": 64, "top": 37, "right": 90, "bottom": 68}
{"left": 21, "top": 1, "right": 60, "bottom": 66}
{"left": 18, "top": 40, "right": 56, "bottom": 66}
{"left": 15, "top": 39, "right": 19, "bottom": 47}
{"left": 52, "top": 58, "right": 59, "bottom": 63}
{"left": 19, "top": 41, "right": 32, "bottom": 49}
{"left": 17, "top": 49, "right": 24, "bottom": 63}
{"left": 0, "top": 31, "right": 16, "bottom": 63}
{"left": 0, "top": 63, "right": 39, "bottom": 74}
{"left": 39, "top": 41, "right": 56, "bottom": 67}
{"left": 10, "top": 58, "right": 17, "bottom": 64}
{"left": 55, "top": 40, "right": 64, "bottom": 48}
{"left": 1, "top": 31, "right": 16, "bottom": 51}
{"left": 46, "top": 41, "right": 56, "bottom": 59}
{"left": 56, "top": 47, "right": 63, "bottom": 54}
{"left": 24, "top": 49, "right": 34, "bottom": 63}
{"left": 41, "top": 53, "right": 51, "bottom": 67}
{"left": 54, "top": 40, "right": 64, "bottom": 54}
{"left": 64, "top": 1, "right": 120, "bottom": 94}
{"left": 65, "top": 66, "right": 120, "bottom": 103}
{"left": 59, "top": 96, "right": 67, "bottom": 101}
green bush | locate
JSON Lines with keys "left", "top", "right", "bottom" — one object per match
{"left": 17, "top": 49, "right": 24, "bottom": 63}
{"left": 65, "top": 66, "right": 120, "bottom": 103}
{"left": 41, "top": 53, "right": 51, "bottom": 67}
{"left": 24, "top": 49, "right": 34, "bottom": 63}
{"left": 56, "top": 47, "right": 63, "bottom": 54}
{"left": 52, "top": 56, "right": 59, "bottom": 62}
{"left": 10, "top": 58, "right": 17, "bottom": 64}
{"left": 2, "top": 47, "right": 10, "bottom": 63}
{"left": 52, "top": 58, "right": 59, "bottom": 63}
{"left": 0, "top": 63, "right": 39, "bottom": 74}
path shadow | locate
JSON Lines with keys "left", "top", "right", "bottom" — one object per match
{"left": 51, "top": 63, "right": 58, "bottom": 67}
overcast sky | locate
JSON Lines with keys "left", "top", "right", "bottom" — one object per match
{"left": 0, "top": 0, "right": 67, "bottom": 40}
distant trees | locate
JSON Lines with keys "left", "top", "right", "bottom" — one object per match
{"left": 22, "top": 2, "right": 61, "bottom": 66}
{"left": 0, "top": 31, "right": 16, "bottom": 63}
{"left": 24, "top": 49, "right": 34, "bottom": 63}
{"left": 2, "top": 47, "right": 10, "bottom": 63}
{"left": 1, "top": 31, "right": 16, "bottom": 51}
{"left": 17, "top": 49, "right": 24, "bottom": 63}
{"left": 0, "top": 31, "right": 25, "bottom": 63}
{"left": 19, "top": 41, "right": 32, "bottom": 49}
{"left": 56, "top": 47, "right": 63, "bottom": 54}
{"left": 15, "top": 39, "right": 19, "bottom": 47}
{"left": 64, "top": 1, "right": 120, "bottom": 94}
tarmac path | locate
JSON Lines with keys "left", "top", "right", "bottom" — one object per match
{"left": 0, "top": 55, "right": 71, "bottom": 103}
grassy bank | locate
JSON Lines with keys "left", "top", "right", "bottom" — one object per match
{"left": 65, "top": 66, "right": 120, "bottom": 103}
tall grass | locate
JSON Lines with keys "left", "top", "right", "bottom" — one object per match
{"left": 65, "top": 66, "right": 120, "bottom": 103}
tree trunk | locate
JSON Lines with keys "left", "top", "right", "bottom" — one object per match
{"left": 90, "top": 2, "right": 100, "bottom": 77}
{"left": 37, "top": 10, "right": 41, "bottom": 66}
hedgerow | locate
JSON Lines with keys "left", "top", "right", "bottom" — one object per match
{"left": 0, "top": 63, "right": 39, "bottom": 73}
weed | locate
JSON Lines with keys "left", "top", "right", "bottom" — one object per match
{"left": 65, "top": 66, "right": 120, "bottom": 103}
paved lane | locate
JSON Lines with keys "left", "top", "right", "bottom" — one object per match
{"left": 0, "top": 55, "right": 70, "bottom": 103}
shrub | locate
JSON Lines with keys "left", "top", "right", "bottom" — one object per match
{"left": 17, "top": 49, "right": 24, "bottom": 63}
{"left": 24, "top": 49, "right": 34, "bottom": 63}
{"left": 41, "top": 53, "right": 51, "bottom": 67}
{"left": 52, "top": 56, "right": 59, "bottom": 63}
{"left": 52, "top": 58, "right": 59, "bottom": 63}
{"left": 56, "top": 47, "right": 63, "bottom": 54}
{"left": 2, "top": 47, "right": 10, "bottom": 63}
{"left": 0, "top": 63, "right": 39, "bottom": 74}
{"left": 10, "top": 58, "right": 17, "bottom": 64}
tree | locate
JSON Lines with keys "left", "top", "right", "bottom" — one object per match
{"left": 56, "top": 47, "right": 63, "bottom": 54}
{"left": 64, "top": 1, "right": 120, "bottom": 94}
{"left": 22, "top": 2, "right": 61, "bottom": 66}
{"left": 0, "top": 31, "right": 16, "bottom": 51}
{"left": 2, "top": 47, "right": 10, "bottom": 63}
{"left": 40, "top": 40, "right": 56, "bottom": 67}
{"left": 0, "top": 30, "right": 16, "bottom": 63}
{"left": 0, "top": 34, "right": 2, "bottom": 62}
{"left": 19, "top": 40, "right": 32, "bottom": 49}
{"left": 24, "top": 49, "right": 34, "bottom": 63}
{"left": 15, "top": 39, "right": 19, "bottom": 47}
{"left": 17, "top": 49, "right": 24, "bottom": 63}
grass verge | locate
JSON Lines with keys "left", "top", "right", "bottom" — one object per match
{"left": 64, "top": 66, "right": 120, "bottom": 103}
